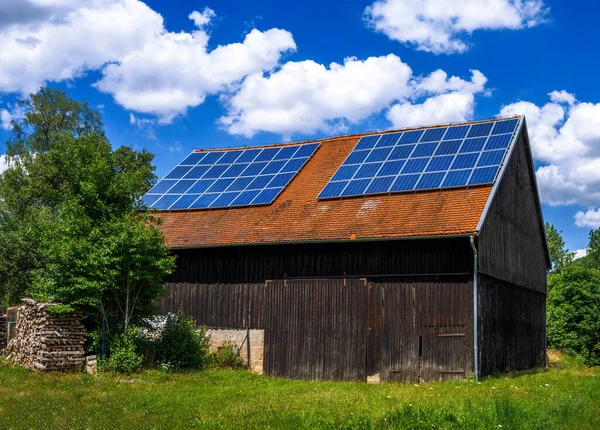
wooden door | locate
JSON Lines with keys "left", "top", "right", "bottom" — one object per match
{"left": 263, "top": 278, "right": 369, "bottom": 381}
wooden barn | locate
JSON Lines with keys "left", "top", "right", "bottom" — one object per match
{"left": 145, "top": 115, "right": 549, "bottom": 382}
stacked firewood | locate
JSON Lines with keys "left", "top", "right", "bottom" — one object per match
{"left": 0, "top": 316, "right": 6, "bottom": 350}
{"left": 5, "top": 298, "right": 87, "bottom": 371}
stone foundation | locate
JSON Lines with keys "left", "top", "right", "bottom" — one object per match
{"left": 207, "top": 329, "right": 264, "bottom": 374}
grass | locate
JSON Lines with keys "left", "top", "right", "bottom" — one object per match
{"left": 0, "top": 352, "right": 598, "bottom": 429}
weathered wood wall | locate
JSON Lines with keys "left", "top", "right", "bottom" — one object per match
{"left": 160, "top": 283, "right": 264, "bottom": 328}
{"left": 478, "top": 273, "right": 546, "bottom": 376}
{"left": 478, "top": 132, "right": 549, "bottom": 293}
{"left": 263, "top": 279, "right": 368, "bottom": 381}
{"left": 376, "top": 277, "right": 473, "bottom": 383}
{"left": 167, "top": 238, "right": 473, "bottom": 284}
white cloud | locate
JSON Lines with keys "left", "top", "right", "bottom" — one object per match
{"left": 387, "top": 69, "right": 487, "bottom": 128}
{"left": 573, "top": 248, "right": 588, "bottom": 260}
{"left": 0, "top": 0, "right": 164, "bottom": 94}
{"left": 0, "top": 155, "right": 8, "bottom": 174}
{"left": 95, "top": 11, "right": 295, "bottom": 123}
{"left": 575, "top": 209, "right": 600, "bottom": 229}
{"left": 129, "top": 113, "right": 157, "bottom": 140}
{"left": 0, "top": 2, "right": 296, "bottom": 123}
{"left": 364, "top": 0, "right": 548, "bottom": 54}
{"left": 387, "top": 92, "right": 477, "bottom": 128}
{"left": 549, "top": 90, "right": 576, "bottom": 106}
{"left": 499, "top": 92, "right": 600, "bottom": 211}
{"left": 169, "top": 141, "right": 182, "bottom": 152}
{"left": 220, "top": 55, "right": 412, "bottom": 138}
{"left": 219, "top": 56, "right": 488, "bottom": 138}
{"left": 0, "top": 103, "right": 25, "bottom": 130}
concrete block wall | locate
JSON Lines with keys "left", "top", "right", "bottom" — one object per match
{"left": 207, "top": 329, "right": 264, "bottom": 374}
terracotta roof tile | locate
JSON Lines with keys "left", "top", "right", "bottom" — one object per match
{"left": 156, "top": 132, "right": 492, "bottom": 248}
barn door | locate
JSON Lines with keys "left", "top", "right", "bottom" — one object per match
{"left": 263, "top": 278, "right": 369, "bottom": 381}
{"left": 379, "top": 283, "right": 420, "bottom": 382}
{"left": 377, "top": 279, "right": 472, "bottom": 383}
{"left": 420, "top": 325, "right": 468, "bottom": 381}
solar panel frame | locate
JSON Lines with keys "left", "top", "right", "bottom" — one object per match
{"left": 317, "top": 117, "right": 522, "bottom": 200}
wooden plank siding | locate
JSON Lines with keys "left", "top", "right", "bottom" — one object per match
{"left": 263, "top": 279, "right": 368, "bottom": 381}
{"left": 375, "top": 277, "right": 473, "bottom": 383}
{"left": 478, "top": 273, "right": 546, "bottom": 376}
{"left": 478, "top": 132, "right": 549, "bottom": 293}
{"left": 160, "top": 283, "right": 264, "bottom": 328}
{"left": 167, "top": 238, "right": 473, "bottom": 285}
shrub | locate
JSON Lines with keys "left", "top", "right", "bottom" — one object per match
{"left": 208, "top": 342, "right": 246, "bottom": 369}
{"left": 104, "top": 327, "right": 144, "bottom": 374}
{"left": 547, "top": 265, "right": 600, "bottom": 366}
{"left": 156, "top": 312, "right": 209, "bottom": 369}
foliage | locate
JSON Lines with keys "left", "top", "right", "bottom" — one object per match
{"left": 547, "top": 265, "right": 600, "bottom": 366}
{"left": 0, "top": 88, "right": 174, "bottom": 334}
{"left": 156, "top": 313, "right": 209, "bottom": 370}
{"left": 103, "top": 327, "right": 144, "bottom": 374}
{"left": 1, "top": 352, "right": 599, "bottom": 429}
{"left": 545, "top": 222, "right": 573, "bottom": 275}
{"left": 208, "top": 341, "right": 246, "bottom": 369}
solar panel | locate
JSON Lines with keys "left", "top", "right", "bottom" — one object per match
{"left": 318, "top": 118, "right": 521, "bottom": 200}
{"left": 145, "top": 142, "right": 320, "bottom": 210}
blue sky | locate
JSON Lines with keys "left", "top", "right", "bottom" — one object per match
{"left": 0, "top": 0, "right": 599, "bottom": 255}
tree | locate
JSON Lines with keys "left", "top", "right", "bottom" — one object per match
{"left": 0, "top": 88, "right": 174, "bottom": 334}
{"left": 547, "top": 265, "right": 600, "bottom": 366}
{"left": 545, "top": 222, "right": 573, "bottom": 275}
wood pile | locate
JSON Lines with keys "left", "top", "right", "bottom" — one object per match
{"left": 5, "top": 298, "right": 87, "bottom": 371}
{"left": 0, "top": 316, "right": 6, "bottom": 350}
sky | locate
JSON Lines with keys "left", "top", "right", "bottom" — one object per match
{"left": 0, "top": 0, "right": 599, "bottom": 256}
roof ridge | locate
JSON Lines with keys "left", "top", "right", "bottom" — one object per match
{"left": 193, "top": 115, "right": 523, "bottom": 153}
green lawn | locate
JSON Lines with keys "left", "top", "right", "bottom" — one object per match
{"left": 0, "top": 353, "right": 599, "bottom": 429}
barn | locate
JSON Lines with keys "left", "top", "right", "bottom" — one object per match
{"left": 145, "top": 115, "right": 550, "bottom": 382}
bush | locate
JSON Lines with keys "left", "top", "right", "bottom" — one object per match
{"left": 156, "top": 312, "right": 209, "bottom": 369}
{"left": 208, "top": 342, "right": 246, "bottom": 369}
{"left": 104, "top": 327, "right": 144, "bottom": 374}
{"left": 547, "top": 265, "right": 600, "bottom": 366}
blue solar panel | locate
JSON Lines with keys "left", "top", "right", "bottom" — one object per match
{"left": 376, "top": 133, "right": 401, "bottom": 147}
{"left": 416, "top": 172, "right": 445, "bottom": 189}
{"left": 318, "top": 118, "right": 521, "bottom": 199}
{"left": 144, "top": 142, "right": 320, "bottom": 210}
{"left": 181, "top": 152, "right": 206, "bottom": 165}
{"left": 355, "top": 135, "right": 379, "bottom": 150}
{"left": 366, "top": 176, "right": 394, "bottom": 194}
{"left": 421, "top": 128, "right": 447, "bottom": 143}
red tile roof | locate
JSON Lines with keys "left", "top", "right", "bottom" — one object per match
{"left": 156, "top": 130, "right": 493, "bottom": 248}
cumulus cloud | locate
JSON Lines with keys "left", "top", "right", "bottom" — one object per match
{"left": 0, "top": 154, "right": 9, "bottom": 174}
{"left": 500, "top": 92, "right": 600, "bottom": 209}
{"left": 95, "top": 10, "right": 296, "bottom": 123}
{"left": 0, "top": 103, "right": 25, "bottom": 130}
{"left": 573, "top": 248, "right": 588, "bottom": 260}
{"left": 364, "top": 0, "right": 549, "bottom": 54}
{"left": 387, "top": 69, "right": 487, "bottom": 128}
{"left": 219, "top": 56, "right": 488, "bottom": 138}
{"left": 0, "top": 0, "right": 164, "bottom": 94}
{"left": 0, "top": 1, "right": 296, "bottom": 123}
{"left": 575, "top": 209, "right": 600, "bottom": 229}
{"left": 219, "top": 55, "right": 413, "bottom": 138}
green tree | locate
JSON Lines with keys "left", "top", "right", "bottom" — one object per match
{"left": 545, "top": 222, "right": 573, "bottom": 274}
{"left": 547, "top": 265, "right": 600, "bottom": 365}
{"left": 0, "top": 88, "right": 174, "bottom": 333}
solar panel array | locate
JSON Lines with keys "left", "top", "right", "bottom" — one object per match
{"left": 144, "top": 143, "right": 320, "bottom": 210}
{"left": 318, "top": 118, "right": 520, "bottom": 200}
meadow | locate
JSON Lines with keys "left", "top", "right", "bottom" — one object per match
{"left": 0, "top": 352, "right": 598, "bottom": 429}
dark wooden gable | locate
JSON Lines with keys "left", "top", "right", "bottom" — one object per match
{"left": 477, "top": 122, "right": 549, "bottom": 293}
